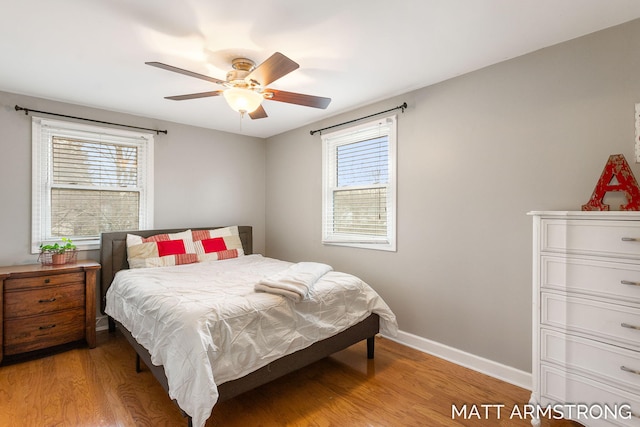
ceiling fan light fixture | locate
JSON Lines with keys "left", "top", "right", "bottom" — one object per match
{"left": 223, "top": 87, "right": 263, "bottom": 114}
{"left": 147, "top": 52, "right": 331, "bottom": 120}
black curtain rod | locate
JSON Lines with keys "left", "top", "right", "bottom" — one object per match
{"left": 309, "top": 102, "right": 407, "bottom": 136}
{"left": 15, "top": 105, "right": 168, "bottom": 135}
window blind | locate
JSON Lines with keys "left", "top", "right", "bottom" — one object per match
{"left": 333, "top": 136, "right": 389, "bottom": 237}
{"left": 50, "top": 137, "right": 142, "bottom": 238}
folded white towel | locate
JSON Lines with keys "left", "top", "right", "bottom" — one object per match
{"left": 255, "top": 262, "right": 333, "bottom": 302}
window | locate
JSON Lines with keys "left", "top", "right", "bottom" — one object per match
{"left": 32, "top": 117, "right": 154, "bottom": 252}
{"left": 322, "top": 115, "right": 397, "bottom": 251}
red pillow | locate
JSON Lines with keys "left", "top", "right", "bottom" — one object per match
{"left": 156, "top": 239, "right": 187, "bottom": 257}
{"left": 200, "top": 237, "right": 227, "bottom": 253}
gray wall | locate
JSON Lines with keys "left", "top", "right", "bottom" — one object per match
{"left": 264, "top": 19, "right": 640, "bottom": 372}
{"left": 0, "top": 91, "right": 267, "bottom": 267}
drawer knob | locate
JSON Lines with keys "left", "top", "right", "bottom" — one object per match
{"left": 621, "top": 280, "right": 640, "bottom": 287}
{"left": 44, "top": 278, "right": 50, "bottom": 284}
{"left": 621, "top": 322, "right": 640, "bottom": 331}
{"left": 38, "top": 324, "right": 56, "bottom": 330}
{"left": 38, "top": 297, "right": 56, "bottom": 303}
{"left": 621, "top": 237, "right": 640, "bottom": 242}
{"left": 620, "top": 365, "right": 640, "bottom": 376}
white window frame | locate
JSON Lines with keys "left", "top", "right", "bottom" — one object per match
{"left": 31, "top": 117, "right": 154, "bottom": 253}
{"left": 321, "top": 115, "right": 397, "bottom": 251}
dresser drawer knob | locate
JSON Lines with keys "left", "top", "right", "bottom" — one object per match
{"left": 620, "top": 365, "right": 640, "bottom": 376}
{"left": 621, "top": 237, "right": 640, "bottom": 242}
{"left": 44, "top": 278, "right": 50, "bottom": 284}
{"left": 621, "top": 280, "right": 640, "bottom": 287}
{"left": 38, "top": 324, "right": 56, "bottom": 330}
{"left": 38, "top": 297, "right": 56, "bottom": 303}
{"left": 621, "top": 322, "right": 640, "bottom": 331}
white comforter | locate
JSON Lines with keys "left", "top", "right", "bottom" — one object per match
{"left": 105, "top": 254, "right": 397, "bottom": 427}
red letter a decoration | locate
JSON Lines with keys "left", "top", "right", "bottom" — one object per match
{"left": 582, "top": 154, "right": 640, "bottom": 211}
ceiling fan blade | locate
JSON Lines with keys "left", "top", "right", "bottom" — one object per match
{"left": 249, "top": 105, "right": 268, "bottom": 119}
{"left": 247, "top": 52, "right": 299, "bottom": 86}
{"left": 165, "top": 90, "right": 224, "bottom": 101}
{"left": 146, "top": 62, "right": 225, "bottom": 85}
{"left": 267, "top": 89, "right": 331, "bottom": 109}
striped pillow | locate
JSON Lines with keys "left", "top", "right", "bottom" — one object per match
{"left": 126, "top": 230, "right": 197, "bottom": 268}
{"left": 192, "top": 226, "right": 244, "bottom": 262}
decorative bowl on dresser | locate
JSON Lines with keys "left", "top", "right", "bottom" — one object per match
{"left": 530, "top": 211, "right": 640, "bottom": 427}
{"left": 0, "top": 260, "right": 100, "bottom": 363}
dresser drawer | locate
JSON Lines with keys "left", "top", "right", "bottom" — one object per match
{"left": 3, "top": 307, "right": 85, "bottom": 355}
{"left": 542, "top": 219, "right": 640, "bottom": 259}
{"left": 542, "top": 255, "right": 640, "bottom": 304}
{"left": 4, "top": 283, "right": 85, "bottom": 319}
{"left": 541, "top": 329, "right": 640, "bottom": 394}
{"left": 541, "top": 293, "right": 640, "bottom": 350}
{"left": 4, "top": 271, "right": 85, "bottom": 291}
{"left": 540, "top": 365, "right": 640, "bottom": 426}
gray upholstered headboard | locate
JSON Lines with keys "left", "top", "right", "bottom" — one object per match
{"left": 99, "top": 226, "right": 253, "bottom": 314}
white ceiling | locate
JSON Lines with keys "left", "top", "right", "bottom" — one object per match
{"left": 2, "top": 1, "right": 640, "bottom": 138}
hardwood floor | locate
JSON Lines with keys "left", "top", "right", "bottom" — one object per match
{"left": 0, "top": 330, "right": 582, "bottom": 427}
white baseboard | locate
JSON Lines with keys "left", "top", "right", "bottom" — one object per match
{"left": 382, "top": 329, "right": 532, "bottom": 390}
{"left": 96, "top": 315, "right": 109, "bottom": 332}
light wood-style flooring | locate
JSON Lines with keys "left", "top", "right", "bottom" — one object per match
{"left": 0, "top": 330, "right": 581, "bottom": 426}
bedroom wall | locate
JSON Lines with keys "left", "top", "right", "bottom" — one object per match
{"left": 0, "top": 91, "right": 266, "bottom": 265}
{"left": 264, "top": 18, "right": 640, "bottom": 375}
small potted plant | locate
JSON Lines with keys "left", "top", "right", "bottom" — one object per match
{"left": 39, "top": 237, "right": 77, "bottom": 265}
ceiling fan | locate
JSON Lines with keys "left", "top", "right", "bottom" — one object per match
{"left": 146, "top": 52, "right": 331, "bottom": 119}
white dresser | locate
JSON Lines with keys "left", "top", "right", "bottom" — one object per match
{"left": 530, "top": 211, "right": 640, "bottom": 427}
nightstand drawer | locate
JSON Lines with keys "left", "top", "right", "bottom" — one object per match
{"left": 3, "top": 308, "right": 85, "bottom": 355}
{"left": 4, "top": 283, "right": 85, "bottom": 319}
{"left": 4, "top": 272, "right": 84, "bottom": 291}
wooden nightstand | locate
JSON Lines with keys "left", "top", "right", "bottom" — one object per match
{"left": 0, "top": 261, "right": 100, "bottom": 363}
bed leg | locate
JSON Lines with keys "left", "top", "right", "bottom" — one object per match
{"left": 136, "top": 354, "right": 142, "bottom": 373}
{"left": 108, "top": 317, "right": 116, "bottom": 333}
{"left": 367, "top": 336, "right": 375, "bottom": 359}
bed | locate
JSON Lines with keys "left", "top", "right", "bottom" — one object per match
{"left": 100, "top": 226, "right": 397, "bottom": 427}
